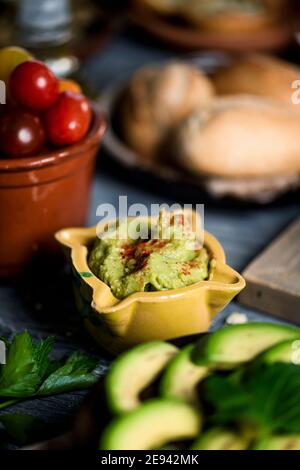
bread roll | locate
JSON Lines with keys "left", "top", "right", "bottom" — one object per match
{"left": 173, "top": 96, "right": 300, "bottom": 178}
{"left": 182, "top": 0, "right": 282, "bottom": 33}
{"left": 120, "top": 62, "right": 215, "bottom": 161}
{"left": 213, "top": 54, "right": 299, "bottom": 111}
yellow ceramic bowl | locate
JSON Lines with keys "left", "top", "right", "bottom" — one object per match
{"left": 56, "top": 218, "right": 245, "bottom": 355}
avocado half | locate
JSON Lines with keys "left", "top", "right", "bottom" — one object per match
{"left": 191, "top": 428, "right": 249, "bottom": 450}
{"left": 105, "top": 341, "right": 178, "bottom": 414}
{"left": 160, "top": 344, "right": 208, "bottom": 406}
{"left": 254, "top": 435, "right": 300, "bottom": 450}
{"left": 100, "top": 398, "right": 202, "bottom": 450}
{"left": 193, "top": 323, "right": 300, "bottom": 369}
{"left": 259, "top": 338, "right": 300, "bottom": 365}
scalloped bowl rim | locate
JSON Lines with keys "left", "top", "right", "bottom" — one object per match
{"left": 55, "top": 216, "right": 246, "bottom": 314}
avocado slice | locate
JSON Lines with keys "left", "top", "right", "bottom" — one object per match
{"left": 160, "top": 345, "right": 208, "bottom": 406}
{"left": 105, "top": 341, "right": 178, "bottom": 414}
{"left": 259, "top": 338, "right": 300, "bottom": 365}
{"left": 100, "top": 398, "right": 201, "bottom": 450}
{"left": 191, "top": 428, "right": 249, "bottom": 450}
{"left": 254, "top": 435, "right": 300, "bottom": 450}
{"left": 192, "top": 323, "right": 300, "bottom": 369}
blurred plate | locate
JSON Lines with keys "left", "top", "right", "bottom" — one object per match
{"left": 99, "top": 60, "right": 300, "bottom": 205}
{"left": 128, "top": 5, "right": 297, "bottom": 52}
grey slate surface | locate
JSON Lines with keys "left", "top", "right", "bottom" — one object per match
{"left": 0, "top": 31, "right": 300, "bottom": 448}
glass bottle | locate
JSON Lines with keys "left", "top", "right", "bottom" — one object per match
{"left": 16, "top": 0, "right": 78, "bottom": 78}
{"left": 0, "top": 0, "right": 16, "bottom": 47}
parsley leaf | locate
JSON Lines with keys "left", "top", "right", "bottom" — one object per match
{"left": 0, "top": 331, "right": 98, "bottom": 408}
{"left": 37, "top": 352, "right": 98, "bottom": 396}
{"left": 203, "top": 363, "right": 300, "bottom": 436}
{"left": 0, "top": 332, "right": 54, "bottom": 397}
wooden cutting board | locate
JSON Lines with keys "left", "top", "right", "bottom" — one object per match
{"left": 239, "top": 217, "right": 300, "bottom": 323}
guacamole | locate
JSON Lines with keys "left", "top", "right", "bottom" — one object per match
{"left": 88, "top": 212, "right": 213, "bottom": 300}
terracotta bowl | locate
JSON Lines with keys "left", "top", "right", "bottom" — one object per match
{"left": 56, "top": 214, "right": 245, "bottom": 355}
{"left": 0, "top": 104, "right": 106, "bottom": 279}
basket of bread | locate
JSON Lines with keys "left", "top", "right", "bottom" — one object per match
{"left": 101, "top": 54, "right": 300, "bottom": 203}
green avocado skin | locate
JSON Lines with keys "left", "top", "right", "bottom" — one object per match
{"left": 88, "top": 217, "right": 211, "bottom": 300}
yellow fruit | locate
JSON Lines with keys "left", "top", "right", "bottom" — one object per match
{"left": 0, "top": 46, "right": 33, "bottom": 84}
{"left": 59, "top": 79, "right": 82, "bottom": 94}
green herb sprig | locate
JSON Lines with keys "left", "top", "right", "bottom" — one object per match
{"left": 203, "top": 362, "right": 300, "bottom": 438}
{"left": 0, "top": 331, "right": 98, "bottom": 410}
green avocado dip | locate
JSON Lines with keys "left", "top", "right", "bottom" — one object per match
{"left": 88, "top": 211, "right": 214, "bottom": 300}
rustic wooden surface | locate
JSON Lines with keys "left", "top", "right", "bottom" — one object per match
{"left": 240, "top": 217, "right": 300, "bottom": 322}
{"left": 0, "top": 30, "right": 300, "bottom": 449}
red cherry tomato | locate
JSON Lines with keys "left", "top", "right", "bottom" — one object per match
{"left": 9, "top": 60, "right": 59, "bottom": 110}
{"left": 44, "top": 91, "right": 92, "bottom": 146}
{"left": 0, "top": 107, "right": 45, "bottom": 157}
